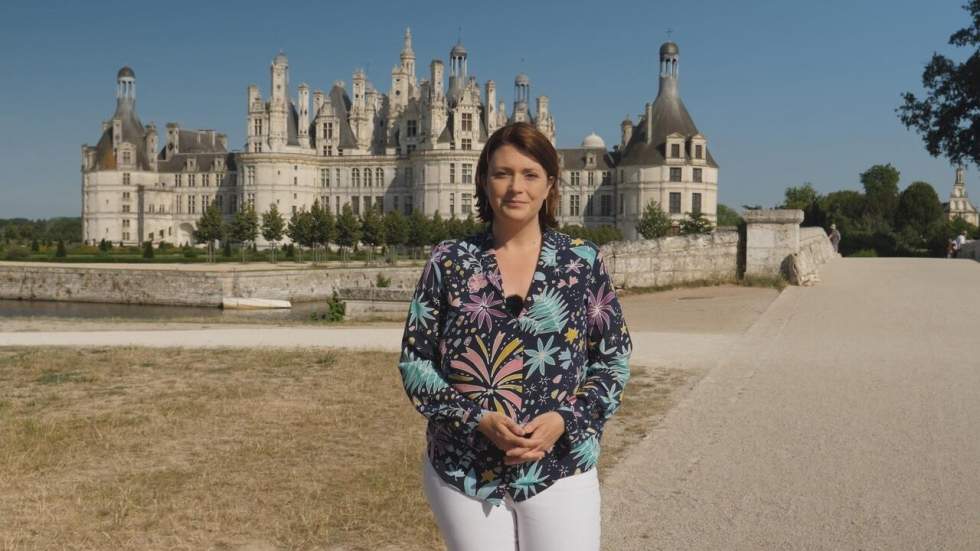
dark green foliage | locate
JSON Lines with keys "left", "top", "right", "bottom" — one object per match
{"left": 429, "top": 212, "right": 447, "bottom": 245}
{"left": 559, "top": 224, "right": 623, "bottom": 245}
{"left": 230, "top": 203, "right": 259, "bottom": 263}
{"left": 142, "top": 241, "right": 154, "bottom": 259}
{"left": 407, "top": 210, "right": 430, "bottom": 249}
{"left": 98, "top": 238, "right": 111, "bottom": 252}
{"left": 30, "top": 239, "right": 39, "bottom": 252}
{"left": 635, "top": 200, "right": 672, "bottom": 239}
{"left": 897, "top": 181, "right": 944, "bottom": 236}
{"left": 310, "top": 293, "right": 346, "bottom": 322}
{"left": 4, "top": 247, "right": 29, "bottom": 260}
{"left": 383, "top": 210, "right": 408, "bottom": 247}
{"left": 375, "top": 272, "right": 392, "bottom": 288}
{"left": 360, "top": 205, "right": 384, "bottom": 247}
{"left": 287, "top": 209, "right": 314, "bottom": 262}
{"left": 898, "top": 1, "right": 980, "bottom": 168}
{"left": 335, "top": 204, "right": 361, "bottom": 249}
{"left": 860, "top": 164, "right": 901, "bottom": 224}
{"left": 679, "top": 212, "right": 713, "bottom": 235}
{"left": 781, "top": 183, "right": 823, "bottom": 226}
{"left": 716, "top": 204, "right": 744, "bottom": 227}
{"left": 55, "top": 240, "right": 67, "bottom": 258}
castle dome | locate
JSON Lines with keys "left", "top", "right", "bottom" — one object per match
{"left": 117, "top": 66, "right": 135, "bottom": 79}
{"left": 582, "top": 132, "right": 606, "bottom": 149}
{"left": 515, "top": 72, "right": 530, "bottom": 86}
{"left": 660, "top": 41, "right": 679, "bottom": 57}
{"left": 450, "top": 42, "right": 467, "bottom": 57}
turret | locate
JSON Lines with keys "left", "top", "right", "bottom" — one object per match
{"left": 430, "top": 59, "right": 445, "bottom": 100}
{"left": 658, "top": 41, "right": 679, "bottom": 98}
{"left": 400, "top": 28, "right": 416, "bottom": 84}
{"left": 146, "top": 123, "right": 158, "bottom": 170}
{"left": 297, "top": 83, "right": 310, "bottom": 148}
{"left": 269, "top": 51, "right": 289, "bottom": 150}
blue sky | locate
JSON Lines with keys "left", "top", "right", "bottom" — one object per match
{"left": 0, "top": 0, "right": 974, "bottom": 218}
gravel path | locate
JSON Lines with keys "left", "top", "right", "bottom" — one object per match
{"left": 601, "top": 258, "right": 980, "bottom": 550}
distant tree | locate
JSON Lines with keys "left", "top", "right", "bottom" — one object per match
{"left": 261, "top": 203, "right": 286, "bottom": 263}
{"left": 407, "top": 210, "right": 431, "bottom": 252}
{"left": 679, "top": 211, "right": 713, "bottom": 235}
{"left": 898, "top": 2, "right": 980, "bottom": 168}
{"left": 463, "top": 213, "right": 483, "bottom": 236}
{"left": 335, "top": 204, "right": 361, "bottom": 251}
{"left": 860, "top": 164, "right": 901, "bottom": 225}
{"left": 636, "top": 200, "right": 672, "bottom": 239}
{"left": 309, "top": 200, "right": 335, "bottom": 263}
{"left": 142, "top": 241, "right": 154, "bottom": 259}
{"left": 445, "top": 216, "right": 466, "bottom": 240}
{"left": 193, "top": 204, "right": 224, "bottom": 263}
{"left": 360, "top": 205, "right": 385, "bottom": 248}
{"left": 781, "top": 183, "right": 824, "bottom": 226}
{"left": 98, "top": 238, "right": 111, "bottom": 252}
{"left": 384, "top": 210, "right": 408, "bottom": 250}
{"left": 898, "top": 181, "right": 944, "bottom": 236}
{"left": 287, "top": 209, "right": 313, "bottom": 262}
{"left": 55, "top": 239, "right": 67, "bottom": 258}
{"left": 716, "top": 204, "right": 744, "bottom": 227}
{"left": 429, "top": 211, "right": 448, "bottom": 245}
{"left": 230, "top": 203, "right": 258, "bottom": 263}
{"left": 30, "top": 238, "right": 39, "bottom": 252}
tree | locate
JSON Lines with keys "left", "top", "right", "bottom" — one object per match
{"left": 142, "top": 241, "right": 154, "bottom": 259}
{"left": 384, "top": 210, "right": 408, "bottom": 250}
{"left": 335, "top": 204, "right": 361, "bottom": 251}
{"left": 782, "top": 183, "right": 823, "bottom": 226}
{"left": 429, "top": 211, "right": 448, "bottom": 245}
{"left": 679, "top": 211, "right": 713, "bottom": 235}
{"left": 897, "top": 181, "right": 944, "bottom": 236}
{"left": 635, "top": 200, "right": 672, "bottom": 239}
{"left": 309, "top": 200, "right": 335, "bottom": 263}
{"left": 261, "top": 203, "right": 286, "bottom": 263}
{"left": 898, "top": 2, "right": 980, "bottom": 168}
{"left": 860, "top": 164, "right": 901, "bottom": 224}
{"left": 193, "top": 204, "right": 224, "bottom": 263}
{"left": 230, "top": 203, "right": 258, "bottom": 263}
{"left": 360, "top": 205, "right": 385, "bottom": 249}
{"left": 55, "top": 239, "right": 67, "bottom": 258}
{"left": 445, "top": 216, "right": 466, "bottom": 240}
{"left": 407, "top": 210, "right": 431, "bottom": 252}
{"left": 286, "top": 209, "right": 313, "bottom": 262}
{"left": 716, "top": 204, "right": 743, "bottom": 227}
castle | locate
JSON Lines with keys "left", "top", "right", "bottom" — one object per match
{"left": 81, "top": 30, "right": 717, "bottom": 245}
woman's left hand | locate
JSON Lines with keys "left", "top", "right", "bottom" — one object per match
{"left": 503, "top": 411, "right": 565, "bottom": 465}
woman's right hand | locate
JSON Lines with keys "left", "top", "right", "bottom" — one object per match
{"left": 477, "top": 412, "right": 536, "bottom": 453}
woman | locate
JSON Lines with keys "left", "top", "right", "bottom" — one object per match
{"left": 398, "top": 122, "right": 631, "bottom": 551}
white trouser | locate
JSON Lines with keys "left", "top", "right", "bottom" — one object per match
{"left": 422, "top": 458, "right": 600, "bottom": 551}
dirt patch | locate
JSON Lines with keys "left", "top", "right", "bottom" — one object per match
{"left": 0, "top": 347, "right": 696, "bottom": 550}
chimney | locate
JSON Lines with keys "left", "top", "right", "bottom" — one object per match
{"left": 645, "top": 103, "right": 653, "bottom": 145}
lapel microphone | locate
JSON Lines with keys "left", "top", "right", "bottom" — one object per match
{"left": 504, "top": 294, "right": 524, "bottom": 317}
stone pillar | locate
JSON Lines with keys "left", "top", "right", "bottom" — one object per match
{"left": 744, "top": 209, "right": 804, "bottom": 278}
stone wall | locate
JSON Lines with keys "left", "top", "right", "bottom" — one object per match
{"left": 599, "top": 230, "right": 739, "bottom": 288}
{"left": 0, "top": 262, "right": 422, "bottom": 307}
{"left": 957, "top": 240, "right": 979, "bottom": 261}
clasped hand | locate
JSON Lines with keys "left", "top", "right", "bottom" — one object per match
{"left": 477, "top": 411, "right": 565, "bottom": 465}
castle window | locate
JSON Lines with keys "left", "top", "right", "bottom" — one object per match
{"left": 189, "top": 174, "right": 197, "bottom": 187}
{"left": 570, "top": 195, "right": 581, "bottom": 217}
{"left": 123, "top": 173, "right": 131, "bottom": 186}
{"left": 692, "top": 193, "right": 702, "bottom": 214}
{"left": 321, "top": 169, "right": 329, "bottom": 188}
{"left": 695, "top": 145, "right": 703, "bottom": 159}
{"left": 365, "top": 168, "right": 372, "bottom": 187}
{"left": 352, "top": 196, "right": 360, "bottom": 215}
{"left": 122, "top": 192, "right": 130, "bottom": 200}
{"left": 293, "top": 176, "right": 298, "bottom": 186}
{"left": 335, "top": 196, "right": 340, "bottom": 213}
{"left": 122, "top": 219, "right": 130, "bottom": 228}
{"left": 450, "top": 193, "right": 456, "bottom": 216}
{"left": 619, "top": 194, "right": 624, "bottom": 215}
{"left": 376, "top": 168, "right": 384, "bottom": 187}
{"left": 407, "top": 120, "right": 417, "bottom": 137}
{"left": 571, "top": 172, "right": 580, "bottom": 186}
{"left": 450, "top": 163, "right": 456, "bottom": 184}
{"left": 190, "top": 196, "right": 197, "bottom": 214}
{"left": 602, "top": 171, "right": 610, "bottom": 185}
{"left": 462, "top": 164, "right": 473, "bottom": 184}
{"left": 588, "top": 172, "right": 595, "bottom": 186}
{"left": 462, "top": 113, "right": 473, "bottom": 132}
{"left": 670, "top": 143, "right": 680, "bottom": 158}
{"left": 254, "top": 119, "right": 263, "bottom": 136}
{"left": 669, "top": 192, "right": 681, "bottom": 214}
{"left": 462, "top": 193, "right": 472, "bottom": 215}
{"left": 376, "top": 195, "right": 383, "bottom": 210}
{"left": 122, "top": 204, "right": 130, "bottom": 213}
{"left": 246, "top": 166, "right": 255, "bottom": 186}
{"left": 203, "top": 174, "right": 210, "bottom": 187}
{"left": 352, "top": 168, "right": 360, "bottom": 187}
{"left": 693, "top": 168, "right": 703, "bottom": 183}
{"left": 462, "top": 138, "right": 472, "bottom": 150}
{"left": 122, "top": 151, "right": 132, "bottom": 164}
{"left": 336, "top": 168, "right": 342, "bottom": 187}
{"left": 669, "top": 167, "right": 682, "bottom": 182}
{"left": 407, "top": 144, "right": 416, "bottom": 154}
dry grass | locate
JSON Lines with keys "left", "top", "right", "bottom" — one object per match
{"left": 0, "top": 348, "right": 695, "bottom": 551}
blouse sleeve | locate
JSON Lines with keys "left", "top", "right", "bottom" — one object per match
{"left": 559, "top": 247, "right": 632, "bottom": 445}
{"left": 398, "top": 244, "right": 487, "bottom": 441}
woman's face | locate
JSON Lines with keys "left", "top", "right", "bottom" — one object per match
{"left": 485, "top": 144, "right": 553, "bottom": 229}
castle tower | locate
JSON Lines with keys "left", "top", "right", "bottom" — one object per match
{"left": 947, "top": 166, "right": 979, "bottom": 225}
{"left": 269, "top": 51, "right": 289, "bottom": 151}
{"left": 511, "top": 73, "right": 530, "bottom": 123}
{"left": 400, "top": 28, "right": 416, "bottom": 85}
{"left": 449, "top": 41, "right": 468, "bottom": 101}
{"left": 485, "top": 80, "right": 498, "bottom": 134}
{"left": 297, "top": 83, "right": 310, "bottom": 148}
{"left": 659, "top": 41, "right": 679, "bottom": 98}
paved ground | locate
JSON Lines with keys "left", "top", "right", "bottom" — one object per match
{"left": 602, "top": 258, "right": 980, "bottom": 550}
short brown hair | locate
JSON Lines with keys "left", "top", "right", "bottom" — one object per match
{"left": 475, "top": 122, "right": 560, "bottom": 228}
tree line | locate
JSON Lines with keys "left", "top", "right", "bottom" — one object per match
{"left": 779, "top": 164, "right": 976, "bottom": 257}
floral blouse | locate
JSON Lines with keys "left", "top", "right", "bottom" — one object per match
{"left": 398, "top": 229, "right": 632, "bottom": 505}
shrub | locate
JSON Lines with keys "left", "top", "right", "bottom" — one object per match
{"left": 142, "top": 241, "right": 154, "bottom": 259}
{"left": 310, "top": 293, "right": 346, "bottom": 322}
{"left": 375, "top": 273, "right": 392, "bottom": 288}
{"left": 4, "top": 247, "right": 29, "bottom": 260}
{"left": 55, "top": 240, "right": 67, "bottom": 258}
{"left": 181, "top": 245, "right": 199, "bottom": 259}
